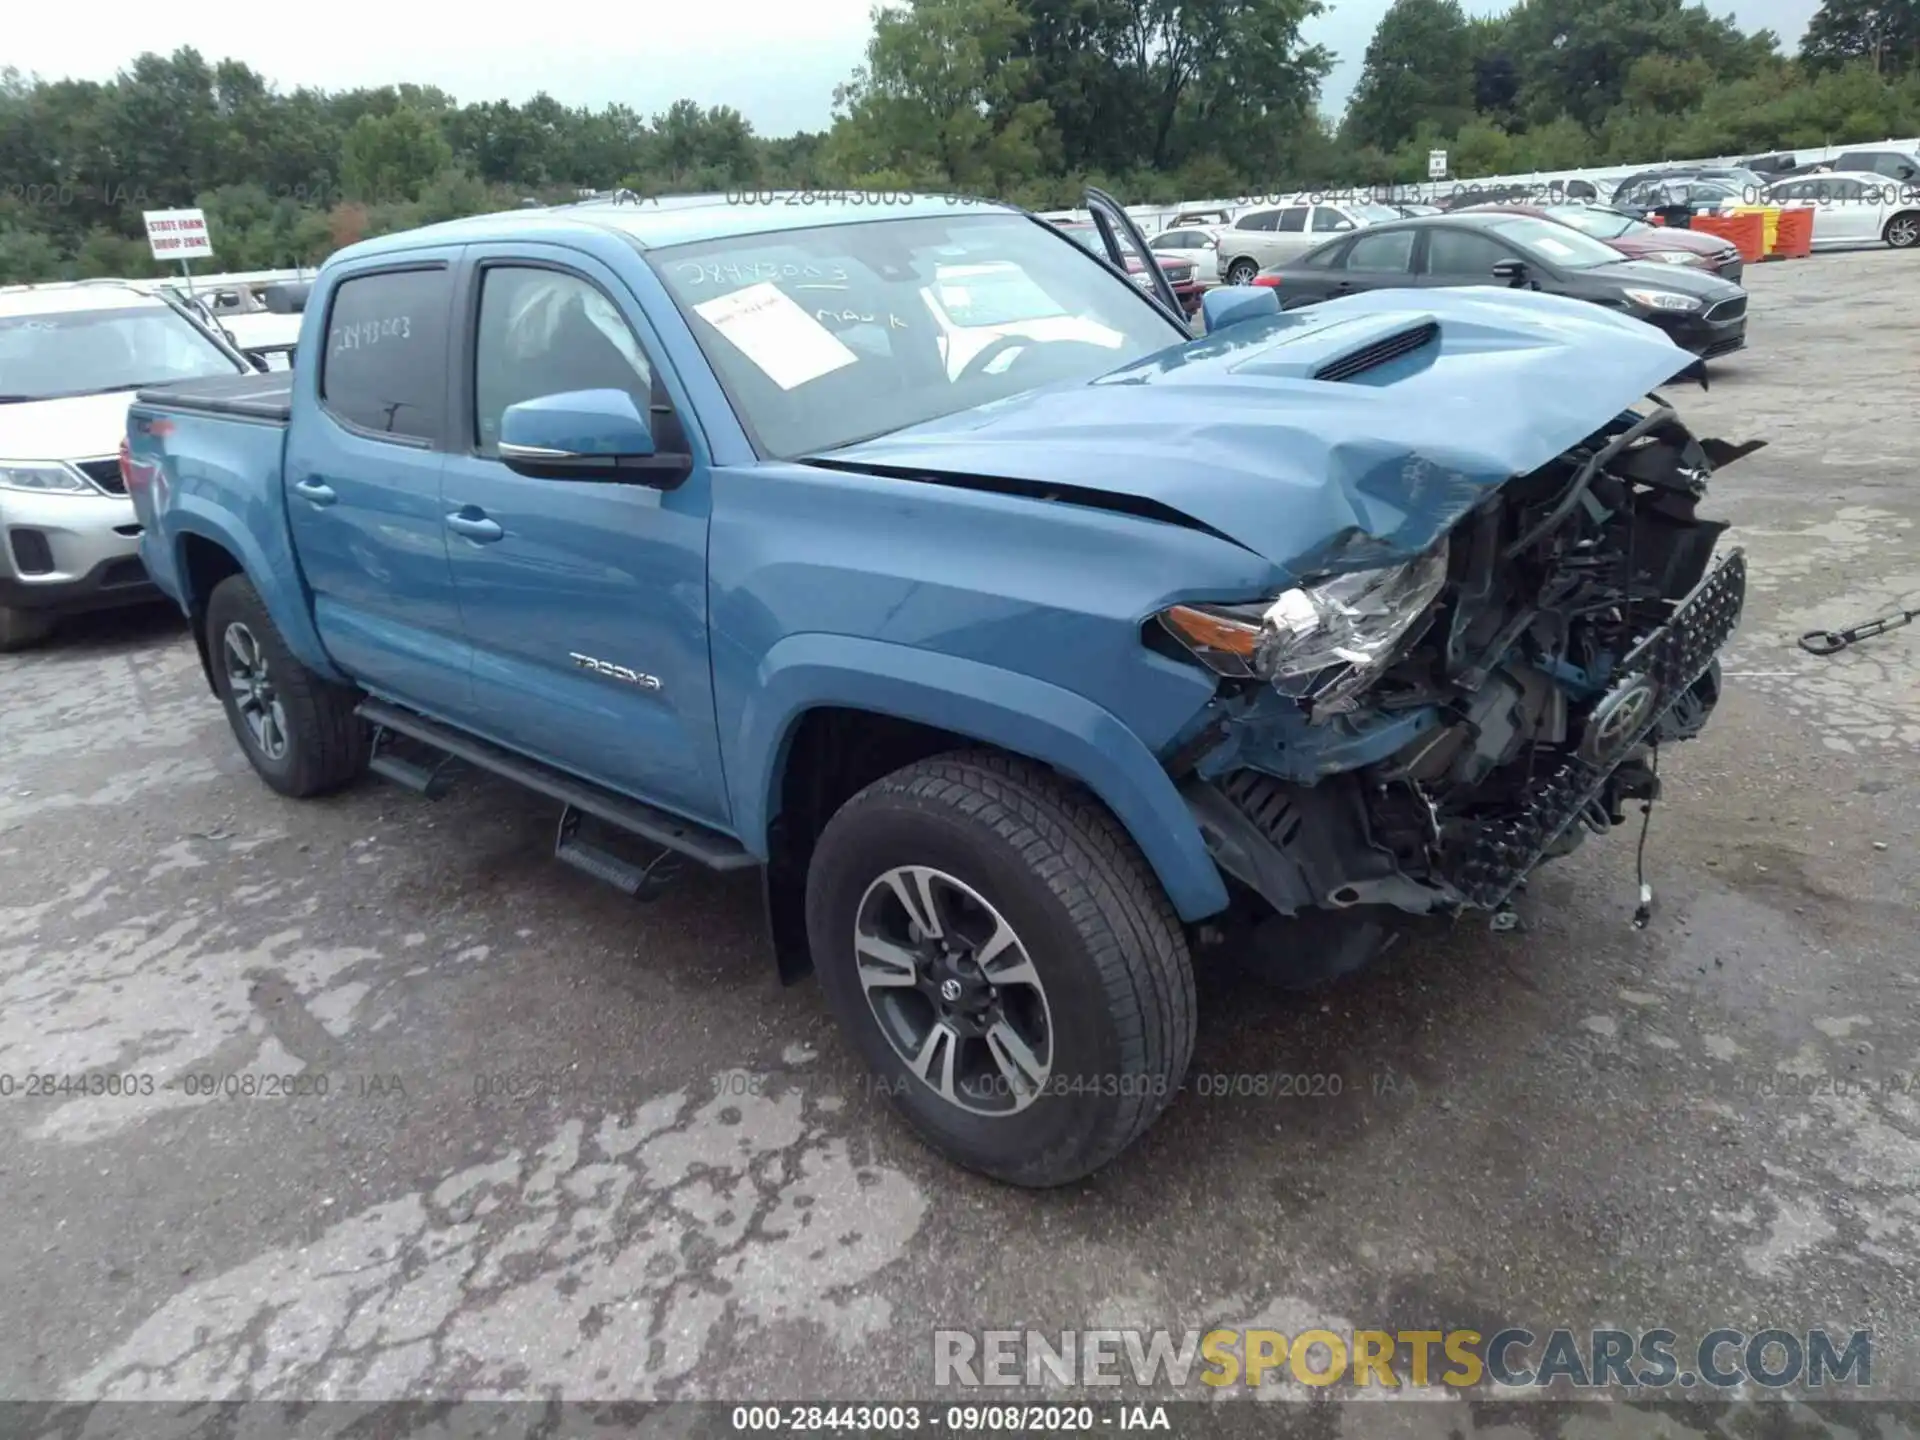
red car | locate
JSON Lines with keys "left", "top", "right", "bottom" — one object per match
{"left": 1052, "top": 222, "right": 1204, "bottom": 319}
{"left": 1468, "top": 203, "right": 1745, "bottom": 283}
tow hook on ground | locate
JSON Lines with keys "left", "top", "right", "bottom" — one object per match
{"left": 1799, "top": 603, "right": 1916, "bottom": 655}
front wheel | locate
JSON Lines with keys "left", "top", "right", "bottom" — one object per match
{"left": 1225, "top": 257, "right": 1259, "bottom": 286}
{"left": 1885, "top": 211, "right": 1919, "bottom": 249}
{"left": 205, "top": 574, "right": 369, "bottom": 797}
{"left": 806, "top": 751, "right": 1196, "bottom": 1187}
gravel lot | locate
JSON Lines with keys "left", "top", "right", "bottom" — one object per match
{"left": 3, "top": 249, "right": 1917, "bottom": 1434}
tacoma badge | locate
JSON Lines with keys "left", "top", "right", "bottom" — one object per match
{"left": 568, "top": 653, "right": 662, "bottom": 690}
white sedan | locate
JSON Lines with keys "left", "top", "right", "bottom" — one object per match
{"left": 1147, "top": 225, "right": 1227, "bottom": 285}
{"left": 1761, "top": 172, "right": 1920, "bottom": 249}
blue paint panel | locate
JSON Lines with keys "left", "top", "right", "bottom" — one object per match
{"left": 443, "top": 241, "right": 731, "bottom": 826}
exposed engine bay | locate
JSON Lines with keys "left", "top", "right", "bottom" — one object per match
{"left": 1170, "top": 400, "right": 1756, "bottom": 932}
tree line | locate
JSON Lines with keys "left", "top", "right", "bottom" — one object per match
{"left": 2, "top": 0, "right": 1917, "bottom": 284}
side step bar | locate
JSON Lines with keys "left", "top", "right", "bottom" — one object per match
{"left": 356, "top": 699, "right": 757, "bottom": 876}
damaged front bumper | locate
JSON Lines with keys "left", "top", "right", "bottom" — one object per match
{"left": 1172, "top": 404, "right": 1752, "bottom": 924}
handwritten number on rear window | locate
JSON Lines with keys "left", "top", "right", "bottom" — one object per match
{"left": 332, "top": 316, "right": 413, "bottom": 354}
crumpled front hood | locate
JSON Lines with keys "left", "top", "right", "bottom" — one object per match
{"left": 820, "top": 286, "right": 1706, "bottom": 579}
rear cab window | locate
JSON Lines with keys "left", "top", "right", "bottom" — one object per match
{"left": 319, "top": 266, "right": 453, "bottom": 442}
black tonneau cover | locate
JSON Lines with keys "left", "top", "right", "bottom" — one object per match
{"left": 138, "top": 371, "right": 293, "bottom": 424}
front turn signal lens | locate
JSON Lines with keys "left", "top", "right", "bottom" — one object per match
{"left": 1157, "top": 604, "right": 1261, "bottom": 676}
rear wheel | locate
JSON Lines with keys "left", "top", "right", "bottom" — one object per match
{"left": 0, "top": 606, "right": 56, "bottom": 653}
{"left": 205, "top": 574, "right": 369, "bottom": 797}
{"left": 1885, "top": 211, "right": 1919, "bottom": 249}
{"left": 806, "top": 751, "right": 1196, "bottom": 1187}
{"left": 1225, "top": 257, "right": 1259, "bottom": 286}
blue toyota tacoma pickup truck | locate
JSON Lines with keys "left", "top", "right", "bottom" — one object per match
{"left": 124, "top": 190, "right": 1751, "bottom": 1185}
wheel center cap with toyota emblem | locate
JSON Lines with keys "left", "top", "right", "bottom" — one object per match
{"left": 1580, "top": 673, "right": 1662, "bottom": 766}
{"left": 940, "top": 978, "right": 964, "bottom": 1003}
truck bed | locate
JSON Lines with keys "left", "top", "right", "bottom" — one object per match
{"left": 137, "top": 371, "right": 293, "bottom": 424}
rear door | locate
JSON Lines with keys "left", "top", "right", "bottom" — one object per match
{"left": 1261, "top": 205, "right": 1315, "bottom": 266}
{"left": 438, "top": 243, "right": 730, "bottom": 825}
{"left": 286, "top": 254, "right": 472, "bottom": 716}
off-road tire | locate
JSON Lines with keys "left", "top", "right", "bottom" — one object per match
{"left": 806, "top": 750, "right": 1196, "bottom": 1187}
{"left": 205, "top": 574, "right": 368, "bottom": 798}
{"left": 0, "top": 606, "right": 56, "bottom": 653}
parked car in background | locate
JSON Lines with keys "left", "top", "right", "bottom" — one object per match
{"left": 1611, "top": 176, "right": 1745, "bottom": 227}
{"left": 1610, "top": 166, "right": 1763, "bottom": 205}
{"left": 1252, "top": 212, "right": 1749, "bottom": 358}
{"left": 1167, "top": 207, "right": 1234, "bottom": 229}
{"left": 1778, "top": 148, "right": 1920, "bottom": 183}
{"left": 1468, "top": 203, "right": 1745, "bottom": 282}
{"left": 1052, "top": 221, "right": 1203, "bottom": 316}
{"left": 1215, "top": 200, "right": 1403, "bottom": 284}
{"left": 123, "top": 189, "right": 1747, "bottom": 1185}
{"left": 1147, "top": 224, "right": 1226, "bottom": 285}
{"left": 1761, "top": 172, "right": 1920, "bottom": 249}
{"left": 0, "top": 281, "right": 261, "bottom": 649}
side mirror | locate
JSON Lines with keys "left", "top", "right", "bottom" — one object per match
{"left": 1491, "top": 258, "right": 1528, "bottom": 286}
{"left": 263, "top": 282, "right": 309, "bottom": 315}
{"left": 498, "top": 388, "right": 690, "bottom": 487}
{"left": 1201, "top": 285, "right": 1281, "bottom": 332}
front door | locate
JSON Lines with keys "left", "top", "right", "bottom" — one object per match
{"left": 439, "top": 244, "right": 730, "bottom": 827}
{"left": 284, "top": 255, "right": 473, "bottom": 717}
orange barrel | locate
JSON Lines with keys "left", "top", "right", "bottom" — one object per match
{"left": 1774, "top": 206, "right": 1814, "bottom": 258}
{"left": 1693, "top": 212, "right": 1766, "bottom": 263}
{"left": 1731, "top": 205, "right": 1782, "bottom": 256}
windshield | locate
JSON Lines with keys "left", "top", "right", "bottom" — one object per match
{"left": 1546, "top": 207, "right": 1640, "bottom": 240}
{"left": 0, "top": 304, "right": 240, "bottom": 402}
{"left": 1484, "top": 216, "right": 1631, "bottom": 269}
{"left": 650, "top": 213, "right": 1184, "bottom": 458}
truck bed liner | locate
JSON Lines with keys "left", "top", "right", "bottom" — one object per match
{"left": 137, "top": 371, "right": 293, "bottom": 424}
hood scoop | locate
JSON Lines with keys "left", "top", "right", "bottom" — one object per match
{"left": 1229, "top": 312, "right": 1441, "bottom": 385}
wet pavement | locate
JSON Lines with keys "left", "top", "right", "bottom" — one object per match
{"left": 2, "top": 248, "right": 1916, "bottom": 1435}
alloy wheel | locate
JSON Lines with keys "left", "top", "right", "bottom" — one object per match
{"left": 852, "top": 865, "right": 1054, "bottom": 1116}
{"left": 222, "top": 621, "right": 290, "bottom": 761}
{"left": 1888, "top": 215, "right": 1919, "bottom": 248}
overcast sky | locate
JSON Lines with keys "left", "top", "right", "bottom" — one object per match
{"left": 7, "top": 0, "right": 1823, "bottom": 139}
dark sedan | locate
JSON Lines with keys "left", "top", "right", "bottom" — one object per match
{"left": 1469, "top": 203, "right": 1745, "bottom": 283}
{"left": 1251, "top": 212, "right": 1749, "bottom": 359}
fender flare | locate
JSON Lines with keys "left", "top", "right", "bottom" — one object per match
{"left": 168, "top": 498, "right": 346, "bottom": 684}
{"left": 730, "top": 632, "right": 1231, "bottom": 923}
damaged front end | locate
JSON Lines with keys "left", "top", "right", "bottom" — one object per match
{"left": 1164, "top": 401, "right": 1752, "bottom": 941}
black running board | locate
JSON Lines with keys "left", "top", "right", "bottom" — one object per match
{"left": 356, "top": 698, "right": 756, "bottom": 873}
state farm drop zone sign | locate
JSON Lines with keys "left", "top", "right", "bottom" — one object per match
{"left": 142, "top": 208, "right": 215, "bottom": 262}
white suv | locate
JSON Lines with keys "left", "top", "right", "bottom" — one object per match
{"left": 1215, "top": 201, "right": 1407, "bottom": 284}
{"left": 0, "top": 282, "right": 258, "bottom": 649}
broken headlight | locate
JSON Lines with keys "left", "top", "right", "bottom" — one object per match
{"left": 1159, "top": 540, "right": 1450, "bottom": 713}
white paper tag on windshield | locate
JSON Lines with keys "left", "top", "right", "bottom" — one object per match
{"left": 693, "top": 281, "right": 859, "bottom": 390}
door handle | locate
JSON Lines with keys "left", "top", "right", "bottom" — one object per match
{"left": 292, "top": 478, "right": 336, "bottom": 505}
{"left": 445, "top": 510, "right": 504, "bottom": 543}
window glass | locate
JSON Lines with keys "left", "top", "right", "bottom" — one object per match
{"left": 650, "top": 212, "right": 1183, "bottom": 459}
{"left": 1309, "top": 208, "right": 1354, "bottom": 233}
{"left": 1423, "top": 229, "right": 1512, "bottom": 276}
{"left": 321, "top": 268, "right": 451, "bottom": 440}
{"left": 1344, "top": 229, "right": 1416, "bottom": 272}
{"left": 1275, "top": 207, "right": 1308, "bottom": 233}
{"left": 473, "top": 267, "right": 653, "bottom": 457}
{"left": 1236, "top": 211, "right": 1279, "bottom": 232}
{"left": 0, "top": 304, "right": 239, "bottom": 401}
{"left": 1484, "top": 215, "right": 1627, "bottom": 268}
